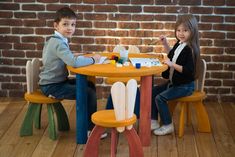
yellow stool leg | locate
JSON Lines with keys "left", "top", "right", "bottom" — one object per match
{"left": 193, "top": 101, "right": 211, "bottom": 132}
{"left": 186, "top": 105, "right": 191, "bottom": 126}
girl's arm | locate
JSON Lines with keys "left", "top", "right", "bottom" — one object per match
{"left": 159, "top": 35, "right": 171, "bottom": 54}
{"left": 164, "top": 58, "right": 183, "bottom": 73}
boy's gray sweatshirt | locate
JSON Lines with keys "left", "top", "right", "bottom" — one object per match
{"left": 39, "top": 34, "right": 94, "bottom": 85}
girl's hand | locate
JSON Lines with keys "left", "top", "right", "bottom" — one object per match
{"left": 92, "top": 54, "right": 101, "bottom": 64}
{"left": 159, "top": 35, "right": 168, "bottom": 45}
{"left": 163, "top": 58, "right": 173, "bottom": 67}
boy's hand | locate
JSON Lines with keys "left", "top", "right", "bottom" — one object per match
{"left": 92, "top": 54, "right": 101, "bottom": 64}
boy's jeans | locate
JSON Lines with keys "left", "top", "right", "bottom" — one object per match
{"left": 153, "top": 81, "right": 195, "bottom": 125}
{"left": 40, "top": 79, "right": 97, "bottom": 130}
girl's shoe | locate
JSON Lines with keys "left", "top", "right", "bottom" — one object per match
{"left": 87, "top": 131, "right": 108, "bottom": 139}
{"left": 151, "top": 120, "right": 160, "bottom": 130}
{"left": 153, "top": 123, "right": 174, "bottom": 136}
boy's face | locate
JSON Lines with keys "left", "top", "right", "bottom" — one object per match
{"left": 176, "top": 23, "right": 191, "bottom": 43}
{"left": 54, "top": 18, "right": 76, "bottom": 38}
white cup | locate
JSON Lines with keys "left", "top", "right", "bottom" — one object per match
{"left": 120, "top": 50, "right": 129, "bottom": 63}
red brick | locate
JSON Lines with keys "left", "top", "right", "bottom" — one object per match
{"left": 2, "top": 50, "right": 25, "bottom": 57}
{"left": 14, "top": 43, "right": 36, "bottom": 50}
{"left": 190, "top": 7, "right": 212, "bottom": 14}
{"left": 0, "top": 58, "right": 13, "bottom": 65}
{"left": 165, "top": 7, "right": 188, "bottom": 13}
{"left": 200, "top": 39, "right": 213, "bottom": 46}
{"left": 0, "top": 27, "right": 10, "bottom": 34}
{"left": 198, "top": 23, "right": 212, "bottom": 30}
{"left": 95, "top": 38, "right": 119, "bottom": 45}
{"left": 120, "top": 38, "right": 141, "bottom": 45}
{"left": 13, "top": 59, "right": 28, "bottom": 66}
{"left": 224, "top": 64, "right": 235, "bottom": 71}
{"left": 35, "top": 28, "right": 54, "bottom": 35}
{"left": 201, "top": 32, "right": 225, "bottom": 39}
{"left": 0, "top": 67, "right": 21, "bottom": 74}
{"left": 0, "top": 19, "right": 23, "bottom": 26}
{"left": 223, "top": 80, "right": 235, "bottom": 87}
{"left": 0, "top": 11, "right": 13, "bottom": 18}
{"left": 201, "top": 48, "right": 223, "bottom": 55}
{"left": 225, "top": 48, "right": 235, "bottom": 54}
{"left": 119, "top": 6, "right": 142, "bottom": 13}
{"left": 226, "top": 0, "right": 235, "bottom": 6}
{"left": 227, "top": 32, "right": 235, "bottom": 39}
{"left": 94, "top": 5, "right": 118, "bottom": 12}
{"left": 14, "top": 12, "right": 36, "bottom": 18}
{"left": 141, "top": 22, "right": 164, "bottom": 29}
{"left": 107, "top": 0, "right": 129, "bottom": 4}
{"left": 46, "top": 4, "right": 70, "bottom": 11}
{"left": 22, "top": 36, "right": 45, "bottom": 43}
{"left": 118, "top": 22, "right": 140, "bottom": 29}
{"left": 214, "top": 24, "right": 235, "bottom": 31}
{"left": 71, "top": 5, "right": 93, "bottom": 12}
{"left": 24, "top": 20, "right": 46, "bottom": 27}
{"left": 12, "top": 28, "right": 34, "bottom": 34}
{"left": 132, "top": 15, "right": 154, "bottom": 21}
{"left": 178, "top": 0, "right": 200, "bottom": 5}
{"left": 144, "top": 6, "right": 165, "bottom": 13}
{"left": 83, "top": 0, "right": 105, "bottom": 4}
{"left": 84, "top": 29, "right": 106, "bottom": 36}
{"left": 129, "top": 30, "right": 153, "bottom": 37}
{"left": 0, "top": 91, "right": 8, "bottom": 97}
{"left": 205, "top": 80, "right": 222, "bottom": 86}
{"left": 131, "top": 0, "right": 154, "bottom": 5}
{"left": 60, "top": 0, "right": 81, "bottom": 3}
{"left": 0, "top": 3, "right": 19, "bottom": 10}
{"left": 211, "top": 72, "right": 232, "bottom": 79}
{"left": 0, "top": 36, "right": 20, "bottom": 43}
{"left": 38, "top": 13, "right": 56, "bottom": 20}
{"left": 94, "top": 22, "right": 116, "bottom": 28}
{"left": 12, "top": 76, "right": 26, "bottom": 82}
{"left": 155, "top": 0, "right": 176, "bottom": 5}
{"left": 22, "top": 4, "right": 45, "bottom": 11}
{"left": 203, "top": 0, "right": 225, "bottom": 6}
{"left": 201, "top": 16, "right": 224, "bottom": 23}
{"left": 84, "top": 13, "right": 107, "bottom": 20}
{"left": 109, "top": 14, "right": 131, "bottom": 21}
{"left": 214, "top": 39, "right": 235, "bottom": 47}
{"left": 0, "top": 43, "right": 12, "bottom": 49}
{"left": 213, "top": 55, "right": 235, "bottom": 63}
{"left": 25, "top": 51, "right": 42, "bottom": 58}
{"left": 83, "top": 45, "right": 106, "bottom": 52}
{"left": 107, "top": 30, "right": 128, "bottom": 37}
{"left": 155, "top": 15, "right": 176, "bottom": 21}
{"left": 207, "top": 63, "right": 223, "bottom": 70}
{"left": 71, "top": 37, "right": 94, "bottom": 44}
{"left": 214, "top": 7, "right": 235, "bottom": 14}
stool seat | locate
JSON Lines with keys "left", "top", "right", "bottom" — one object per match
{"left": 92, "top": 110, "right": 136, "bottom": 128}
{"left": 172, "top": 91, "right": 206, "bottom": 102}
{"left": 25, "top": 90, "right": 61, "bottom": 104}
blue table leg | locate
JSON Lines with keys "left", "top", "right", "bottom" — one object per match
{"left": 76, "top": 74, "right": 88, "bottom": 144}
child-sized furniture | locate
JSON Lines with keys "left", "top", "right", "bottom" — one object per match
{"left": 20, "top": 58, "right": 70, "bottom": 140}
{"left": 83, "top": 80, "right": 143, "bottom": 157}
{"left": 169, "top": 59, "right": 211, "bottom": 137}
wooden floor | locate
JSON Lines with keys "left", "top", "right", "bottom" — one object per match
{"left": 0, "top": 98, "right": 234, "bottom": 157}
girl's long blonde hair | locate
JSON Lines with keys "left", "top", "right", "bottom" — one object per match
{"left": 175, "top": 14, "right": 200, "bottom": 78}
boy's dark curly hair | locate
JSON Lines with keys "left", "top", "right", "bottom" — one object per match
{"left": 54, "top": 7, "right": 77, "bottom": 23}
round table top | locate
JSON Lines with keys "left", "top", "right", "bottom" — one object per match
{"left": 67, "top": 53, "right": 168, "bottom": 77}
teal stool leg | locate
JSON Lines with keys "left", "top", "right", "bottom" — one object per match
{"left": 20, "top": 103, "right": 39, "bottom": 136}
{"left": 34, "top": 104, "right": 42, "bottom": 129}
{"left": 53, "top": 102, "right": 70, "bottom": 131}
{"left": 47, "top": 104, "right": 57, "bottom": 140}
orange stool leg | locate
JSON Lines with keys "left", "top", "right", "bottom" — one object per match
{"left": 83, "top": 126, "right": 105, "bottom": 157}
{"left": 193, "top": 101, "right": 211, "bottom": 132}
{"left": 179, "top": 103, "right": 186, "bottom": 138}
{"left": 124, "top": 128, "right": 144, "bottom": 157}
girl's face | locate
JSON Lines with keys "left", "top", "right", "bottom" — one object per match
{"left": 176, "top": 23, "right": 191, "bottom": 43}
{"left": 54, "top": 18, "right": 76, "bottom": 38}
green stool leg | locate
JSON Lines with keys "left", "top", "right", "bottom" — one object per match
{"left": 47, "top": 104, "right": 57, "bottom": 140}
{"left": 20, "top": 103, "right": 39, "bottom": 136}
{"left": 34, "top": 104, "right": 42, "bottom": 129}
{"left": 53, "top": 102, "right": 70, "bottom": 131}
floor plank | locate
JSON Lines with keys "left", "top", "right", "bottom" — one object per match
{"left": 0, "top": 98, "right": 234, "bottom": 157}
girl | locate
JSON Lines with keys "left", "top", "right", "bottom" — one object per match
{"left": 152, "top": 14, "right": 200, "bottom": 135}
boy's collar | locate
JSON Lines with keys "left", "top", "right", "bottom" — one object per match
{"left": 54, "top": 31, "right": 68, "bottom": 44}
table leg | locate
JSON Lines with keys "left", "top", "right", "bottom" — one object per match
{"left": 76, "top": 74, "right": 88, "bottom": 144}
{"left": 139, "top": 75, "right": 152, "bottom": 146}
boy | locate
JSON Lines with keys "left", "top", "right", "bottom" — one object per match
{"left": 39, "top": 7, "right": 101, "bottom": 133}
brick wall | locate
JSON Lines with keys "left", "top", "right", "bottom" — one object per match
{"left": 0, "top": 0, "right": 234, "bottom": 102}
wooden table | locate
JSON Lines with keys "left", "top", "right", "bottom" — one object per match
{"left": 67, "top": 53, "right": 168, "bottom": 146}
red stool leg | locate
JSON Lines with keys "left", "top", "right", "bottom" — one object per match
{"left": 83, "top": 126, "right": 105, "bottom": 157}
{"left": 124, "top": 128, "right": 144, "bottom": 157}
{"left": 111, "top": 128, "right": 118, "bottom": 157}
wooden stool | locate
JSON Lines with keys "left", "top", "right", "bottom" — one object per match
{"left": 83, "top": 110, "right": 144, "bottom": 157}
{"left": 20, "top": 58, "right": 70, "bottom": 140}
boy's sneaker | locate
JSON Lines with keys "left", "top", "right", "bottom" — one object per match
{"left": 87, "top": 131, "right": 108, "bottom": 139}
{"left": 151, "top": 120, "right": 160, "bottom": 130}
{"left": 153, "top": 123, "right": 174, "bottom": 136}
